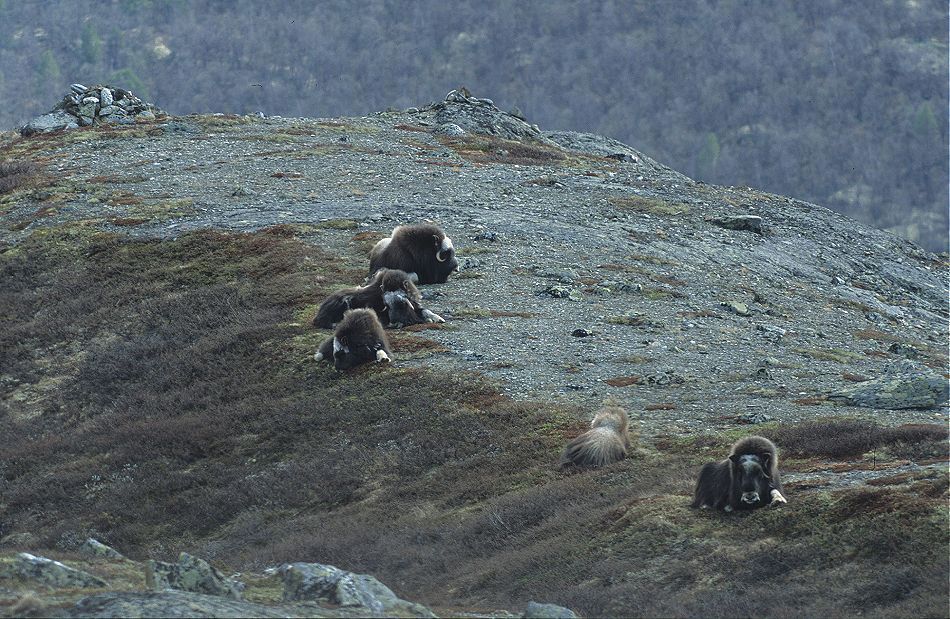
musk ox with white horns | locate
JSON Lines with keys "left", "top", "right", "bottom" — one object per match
{"left": 313, "top": 268, "right": 444, "bottom": 329}
{"left": 314, "top": 308, "right": 392, "bottom": 371}
{"left": 692, "top": 435, "right": 787, "bottom": 512}
{"left": 368, "top": 223, "right": 458, "bottom": 284}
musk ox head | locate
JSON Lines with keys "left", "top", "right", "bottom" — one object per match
{"left": 434, "top": 233, "right": 456, "bottom": 266}
{"left": 383, "top": 289, "right": 424, "bottom": 327}
{"left": 729, "top": 452, "right": 773, "bottom": 507}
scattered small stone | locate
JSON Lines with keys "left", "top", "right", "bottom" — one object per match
{"left": 523, "top": 601, "right": 579, "bottom": 618}
{"left": 541, "top": 285, "right": 581, "bottom": 301}
{"left": 645, "top": 371, "right": 685, "bottom": 386}
{"left": 474, "top": 230, "right": 498, "bottom": 242}
{"left": 721, "top": 300, "right": 752, "bottom": 316}
{"left": 531, "top": 266, "right": 577, "bottom": 283}
{"left": 754, "top": 367, "right": 774, "bottom": 380}
{"left": 709, "top": 215, "right": 764, "bottom": 234}
{"left": 458, "top": 256, "right": 481, "bottom": 271}
{"left": 571, "top": 328, "right": 594, "bottom": 337}
{"left": 433, "top": 123, "right": 466, "bottom": 137}
{"left": 606, "top": 153, "right": 636, "bottom": 163}
{"left": 737, "top": 411, "right": 773, "bottom": 424}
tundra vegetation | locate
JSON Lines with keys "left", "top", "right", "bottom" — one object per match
{"left": 1, "top": 220, "right": 946, "bottom": 617}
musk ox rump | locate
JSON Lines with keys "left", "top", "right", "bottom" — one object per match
{"left": 559, "top": 404, "right": 631, "bottom": 468}
{"left": 692, "top": 435, "right": 786, "bottom": 511}
{"left": 368, "top": 224, "right": 458, "bottom": 285}
{"left": 314, "top": 308, "right": 392, "bottom": 371}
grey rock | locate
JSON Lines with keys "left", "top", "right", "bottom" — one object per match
{"left": 98, "top": 105, "right": 117, "bottom": 116}
{"left": 572, "top": 328, "right": 595, "bottom": 337}
{"left": 70, "top": 83, "right": 88, "bottom": 95}
{"left": 474, "top": 230, "right": 498, "bottom": 242}
{"left": 709, "top": 215, "right": 764, "bottom": 234}
{"left": 458, "top": 256, "right": 481, "bottom": 270}
{"left": 433, "top": 123, "right": 466, "bottom": 137}
{"left": 645, "top": 370, "right": 686, "bottom": 386}
{"left": 523, "top": 601, "right": 578, "bottom": 618}
{"left": 0, "top": 552, "right": 108, "bottom": 588}
{"left": 721, "top": 300, "right": 751, "bottom": 316}
{"left": 279, "top": 562, "right": 435, "bottom": 617}
{"left": 137, "top": 110, "right": 156, "bottom": 120}
{"left": 80, "top": 538, "right": 124, "bottom": 559}
{"left": 145, "top": 552, "right": 243, "bottom": 600}
{"left": 79, "top": 115, "right": 95, "bottom": 127}
{"left": 543, "top": 130, "right": 687, "bottom": 180}
{"left": 828, "top": 368, "right": 948, "bottom": 410}
{"left": 20, "top": 111, "right": 76, "bottom": 136}
{"left": 99, "top": 88, "right": 114, "bottom": 107}
{"left": 68, "top": 590, "right": 319, "bottom": 618}
{"left": 436, "top": 97, "right": 549, "bottom": 143}
{"left": 541, "top": 285, "right": 581, "bottom": 301}
{"left": 737, "top": 411, "right": 774, "bottom": 424}
{"left": 532, "top": 266, "right": 577, "bottom": 283}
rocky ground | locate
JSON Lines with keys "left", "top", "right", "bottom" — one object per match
{"left": 1, "top": 89, "right": 947, "bottom": 617}
{"left": 3, "top": 90, "right": 946, "bottom": 435}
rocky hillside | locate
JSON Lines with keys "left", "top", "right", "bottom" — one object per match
{"left": 0, "top": 90, "right": 947, "bottom": 617}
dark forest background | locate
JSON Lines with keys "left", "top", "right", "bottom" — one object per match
{"left": 1, "top": 0, "right": 947, "bottom": 251}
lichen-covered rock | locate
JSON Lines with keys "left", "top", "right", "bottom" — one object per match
{"left": 0, "top": 552, "right": 108, "bottom": 588}
{"left": 19, "top": 111, "right": 78, "bottom": 136}
{"left": 80, "top": 538, "right": 125, "bottom": 560}
{"left": 68, "top": 590, "right": 316, "bottom": 618}
{"left": 279, "top": 562, "right": 435, "bottom": 617}
{"left": 523, "top": 600, "right": 578, "bottom": 618}
{"left": 828, "top": 366, "right": 949, "bottom": 410}
{"left": 145, "top": 553, "right": 243, "bottom": 600}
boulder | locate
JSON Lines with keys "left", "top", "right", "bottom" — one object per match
{"left": 0, "top": 552, "right": 108, "bottom": 588}
{"left": 279, "top": 562, "right": 435, "bottom": 617}
{"left": 145, "top": 552, "right": 243, "bottom": 600}
{"left": 80, "top": 538, "right": 125, "bottom": 560}
{"left": 20, "top": 111, "right": 78, "bottom": 136}
{"left": 523, "top": 600, "right": 578, "bottom": 618}
{"left": 828, "top": 363, "right": 949, "bottom": 410}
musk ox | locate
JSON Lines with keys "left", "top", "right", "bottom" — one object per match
{"left": 692, "top": 436, "right": 787, "bottom": 511}
{"left": 313, "top": 308, "right": 392, "bottom": 371}
{"left": 368, "top": 224, "right": 458, "bottom": 284}
{"left": 559, "top": 403, "right": 631, "bottom": 468}
{"left": 313, "top": 268, "right": 444, "bottom": 329}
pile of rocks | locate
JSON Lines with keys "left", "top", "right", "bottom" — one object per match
{"left": 20, "top": 83, "right": 162, "bottom": 136}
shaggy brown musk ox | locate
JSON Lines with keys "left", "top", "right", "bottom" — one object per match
{"left": 368, "top": 224, "right": 458, "bottom": 284}
{"left": 692, "top": 435, "right": 787, "bottom": 511}
{"left": 314, "top": 308, "right": 393, "bottom": 371}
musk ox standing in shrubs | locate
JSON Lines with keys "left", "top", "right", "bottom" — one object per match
{"left": 313, "top": 268, "right": 444, "bottom": 329}
{"left": 692, "top": 436, "right": 787, "bottom": 511}
{"left": 369, "top": 224, "right": 458, "bottom": 284}
{"left": 314, "top": 308, "right": 392, "bottom": 371}
{"left": 559, "top": 402, "right": 632, "bottom": 468}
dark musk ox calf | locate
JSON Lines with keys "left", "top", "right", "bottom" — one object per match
{"left": 368, "top": 223, "right": 458, "bottom": 284}
{"left": 313, "top": 268, "right": 444, "bottom": 329}
{"left": 692, "top": 436, "right": 787, "bottom": 511}
{"left": 313, "top": 308, "right": 392, "bottom": 371}
{"left": 559, "top": 403, "right": 631, "bottom": 468}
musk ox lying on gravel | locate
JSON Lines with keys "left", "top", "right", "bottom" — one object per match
{"left": 369, "top": 223, "right": 458, "bottom": 284}
{"left": 313, "top": 268, "right": 444, "bottom": 328}
{"left": 692, "top": 435, "right": 787, "bottom": 511}
{"left": 559, "top": 403, "right": 631, "bottom": 468}
{"left": 314, "top": 308, "right": 392, "bottom": 371}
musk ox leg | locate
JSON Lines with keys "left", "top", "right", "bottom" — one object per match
{"left": 769, "top": 489, "right": 788, "bottom": 506}
{"left": 421, "top": 308, "right": 445, "bottom": 323}
{"left": 406, "top": 271, "right": 419, "bottom": 283}
{"left": 313, "top": 351, "right": 324, "bottom": 362}
{"left": 376, "top": 349, "right": 392, "bottom": 363}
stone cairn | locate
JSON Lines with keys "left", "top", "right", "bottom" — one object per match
{"left": 20, "top": 83, "right": 162, "bottom": 136}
